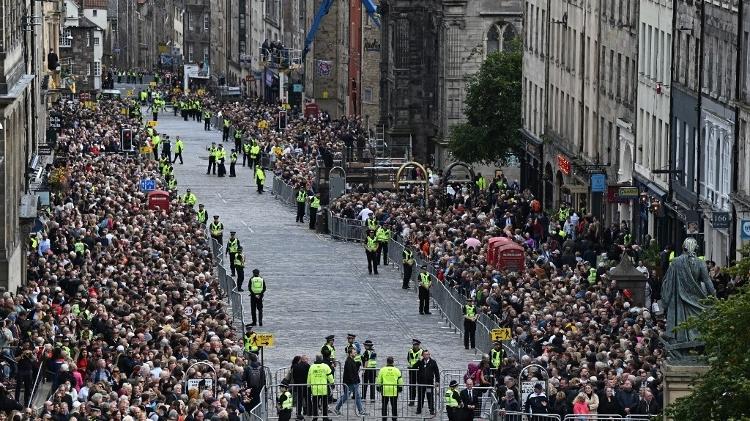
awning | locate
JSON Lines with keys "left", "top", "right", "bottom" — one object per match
{"left": 646, "top": 182, "right": 668, "bottom": 199}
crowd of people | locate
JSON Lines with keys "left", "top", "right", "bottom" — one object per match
{"left": 6, "top": 97, "right": 270, "bottom": 420}
{"left": 12, "top": 68, "right": 744, "bottom": 420}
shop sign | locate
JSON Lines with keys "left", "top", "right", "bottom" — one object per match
{"left": 557, "top": 154, "right": 571, "bottom": 175}
{"left": 591, "top": 174, "right": 607, "bottom": 193}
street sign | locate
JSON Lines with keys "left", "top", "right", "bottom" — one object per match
{"left": 591, "top": 173, "right": 607, "bottom": 193}
{"left": 139, "top": 178, "right": 156, "bottom": 192}
{"left": 711, "top": 212, "right": 731, "bottom": 229}
{"left": 186, "top": 378, "right": 214, "bottom": 394}
{"left": 490, "top": 328, "right": 512, "bottom": 341}
{"left": 255, "top": 333, "right": 275, "bottom": 347}
{"left": 742, "top": 220, "right": 750, "bottom": 240}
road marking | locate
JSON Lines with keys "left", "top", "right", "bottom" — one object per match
{"left": 241, "top": 220, "right": 254, "bottom": 233}
{"left": 217, "top": 193, "right": 227, "bottom": 203}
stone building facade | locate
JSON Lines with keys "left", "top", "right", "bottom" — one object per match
{"left": 0, "top": 0, "right": 48, "bottom": 290}
{"left": 632, "top": 0, "right": 672, "bottom": 243}
{"left": 734, "top": 0, "right": 749, "bottom": 260}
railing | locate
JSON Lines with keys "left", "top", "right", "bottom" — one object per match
{"left": 260, "top": 382, "right": 445, "bottom": 421}
{"left": 492, "top": 411, "right": 561, "bottom": 421}
{"left": 272, "top": 176, "right": 522, "bottom": 360}
{"left": 328, "top": 211, "right": 365, "bottom": 242}
{"left": 206, "top": 227, "right": 246, "bottom": 334}
{"left": 26, "top": 356, "right": 47, "bottom": 408}
{"left": 561, "top": 415, "right": 653, "bottom": 421}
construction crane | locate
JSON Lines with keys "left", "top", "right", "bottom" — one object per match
{"left": 302, "top": 0, "right": 380, "bottom": 62}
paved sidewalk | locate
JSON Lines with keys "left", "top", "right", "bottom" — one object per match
{"left": 154, "top": 112, "right": 484, "bottom": 372}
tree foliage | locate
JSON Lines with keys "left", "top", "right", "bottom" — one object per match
{"left": 723, "top": 243, "right": 750, "bottom": 279}
{"left": 666, "top": 283, "right": 750, "bottom": 420}
{"left": 448, "top": 39, "right": 523, "bottom": 165}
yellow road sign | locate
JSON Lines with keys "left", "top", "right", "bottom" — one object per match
{"left": 256, "top": 333, "right": 274, "bottom": 347}
{"left": 490, "top": 328, "right": 512, "bottom": 341}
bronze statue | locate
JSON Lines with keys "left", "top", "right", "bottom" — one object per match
{"left": 662, "top": 237, "right": 715, "bottom": 345}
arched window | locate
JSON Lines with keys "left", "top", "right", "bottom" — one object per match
{"left": 487, "top": 23, "right": 518, "bottom": 57}
{"left": 502, "top": 25, "right": 517, "bottom": 48}
{"left": 487, "top": 26, "right": 501, "bottom": 54}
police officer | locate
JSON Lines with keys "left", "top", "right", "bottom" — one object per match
{"left": 226, "top": 231, "right": 241, "bottom": 276}
{"left": 490, "top": 341, "right": 503, "bottom": 371}
{"left": 402, "top": 246, "right": 415, "bottom": 289}
{"left": 181, "top": 188, "right": 197, "bottom": 208}
{"left": 234, "top": 127, "right": 244, "bottom": 152}
{"left": 309, "top": 193, "right": 321, "bottom": 230}
{"left": 217, "top": 144, "right": 227, "bottom": 177}
{"left": 463, "top": 297, "right": 478, "bottom": 349}
{"left": 242, "top": 141, "right": 252, "bottom": 166}
{"left": 445, "top": 380, "right": 461, "bottom": 421}
{"left": 223, "top": 117, "right": 231, "bottom": 141}
{"left": 376, "top": 223, "right": 391, "bottom": 266}
{"left": 321, "top": 335, "right": 336, "bottom": 402}
{"left": 161, "top": 135, "right": 172, "bottom": 162}
{"left": 173, "top": 136, "right": 184, "bottom": 164}
{"left": 207, "top": 142, "right": 217, "bottom": 175}
{"left": 295, "top": 187, "right": 307, "bottom": 223}
{"left": 249, "top": 141, "right": 261, "bottom": 170}
{"left": 210, "top": 215, "right": 224, "bottom": 245}
{"left": 203, "top": 108, "right": 212, "bottom": 131}
{"left": 418, "top": 266, "right": 432, "bottom": 315}
{"left": 255, "top": 166, "right": 266, "bottom": 193}
{"left": 229, "top": 148, "right": 238, "bottom": 177}
{"left": 361, "top": 340, "right": 377, "bottom": 401}
{"left": 249, "top": 269, "right": 266, "bottom": 326}
{"left": 406, "top": 339, "right": 423, "bottom": 406}
{"left": 151, "top": 131, "right": 161, "bottom": 160}
{"left": 308, "top": 355, "right": 334, "bottom": 421}
{"left": 376, "top": 356, "right": 403, "bottom": 421}
{"left": 364, "top": 229, "right": 379, "bottom": 275}
{"left": 278, "top": 379, "right": 294, "bottom": 421}
{"left": 234, "top": 246, "right": 246, "bottom": 291}
{"left": 196, "top": 203, "right": 208, "bottom": 225}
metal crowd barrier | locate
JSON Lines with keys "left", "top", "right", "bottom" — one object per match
{"left": 493, "top": 411, "right": 561, "bottom": 421}
{"left": 261, "top": 382, "right": 444, "bottom": 421}
{"left": 207, "top": 229, "right": 246, "bottom": 335}
{"left": 561, "top": 415, "right": 650, "bottom": 421}
{"left": 270, "top": 178, "right": 522, "bottom": 360}
{"left": 328, "top": 211, "right": 365, "bottom": 242}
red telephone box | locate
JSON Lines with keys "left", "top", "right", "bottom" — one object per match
{"left": 488, "top": 236, "right": 525, "bottom": 271}
{"left": 148, "top": 190, "right": 170, "bottom": 213}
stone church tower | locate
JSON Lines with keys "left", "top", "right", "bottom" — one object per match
{"left": 379, "top": 0, "right": 522, "bottom": 166}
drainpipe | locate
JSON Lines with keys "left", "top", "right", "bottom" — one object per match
{"left": 730, "top": 0, "right": 743, "bottom": 262}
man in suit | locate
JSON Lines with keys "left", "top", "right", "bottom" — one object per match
{"left": 414, "top": 350, "right": 439, "bottom": 415}
{"left": 460, "top": 378, "right": 480, "bottom": 420}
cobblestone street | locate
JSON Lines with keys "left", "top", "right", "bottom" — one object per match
{"left": 155, "top": 111, "right": 478, "bottom": 372}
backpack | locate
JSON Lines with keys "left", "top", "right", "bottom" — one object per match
{"left": 246, "top": 366, "right": 263, "bottom": 389}
{"left": 464, "top": 362, "right": 479, "bottom": 383}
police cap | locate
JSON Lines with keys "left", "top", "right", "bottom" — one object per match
{"left": 412, "top": 339, "right": 421, "bottom": 345}
{"left": 230, "top": 231, "right": 236, "bottom": 234}
{"left": 364, "top": 340, "right": 373, "bottom": 346}
{"left": 347, "top": 333, "right": 356, "bottom": 339}
{"left": 325, "top": 335, "right": 335, "bottom": 341}
{"left": 449, "top": 380, "right": 458, "bottom": 387}
{"left": 213, "top": 215, "right": 220, "bottom": 219}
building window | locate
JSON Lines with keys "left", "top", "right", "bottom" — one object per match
{"left": 87, "top": 63, "right": 91, "bottom": 76}
{"left": 188, "top": 44, "right": 194, "bottom": 62}
{"left": 203, "top": 14, "right": 209, "bottom": 31}
{"left": 94, "top": 36, "right": 100, "bottom": 46}
{"left": 93, "top": 9, "right": 97, "bottom": 16}
{"left": 203, "top": 47, "right": 209, "bottom": 63}
{"left": 363, "top": 87, "right": 373, "bottom": 103}
{"left": 487, "top": 26, "right": 500, "bottom": 55}
{"left": 61, "top": 29, "right": 72, "bottom": 47}
{"left": 188, "top": 13, "right": 193, "bottom": 31}
{"left": 94, "top": 61, "right": 101, "bottom": 76}
{"left": 86, "top": 32, "right": 91, "bottom": 47}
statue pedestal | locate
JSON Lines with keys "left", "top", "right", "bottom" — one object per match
{"left": 662, "top": 362, "right": 709, "bottom": 420}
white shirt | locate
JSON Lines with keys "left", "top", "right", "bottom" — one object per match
{"left": 358, "top": 208, "right": 373, "bottom": 221}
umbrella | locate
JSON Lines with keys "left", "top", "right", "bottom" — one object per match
{"left": 464, "top": 238, "right": 481, "bottom": 249}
